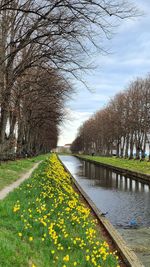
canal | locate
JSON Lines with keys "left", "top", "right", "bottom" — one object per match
{"left": 59, "top": 155, "right": 150, "bottom": 267}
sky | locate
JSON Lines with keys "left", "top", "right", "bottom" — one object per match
{"left": 58, "top": 0, "right": 150, "bottom": 146}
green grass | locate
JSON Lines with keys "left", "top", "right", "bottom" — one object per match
{"left": 78, "top": 155, "right": 150, "bottom": 175}
{"left": 0, "top": 153, "right": 50, "bottom": 190}
{"left": 0, "top": 155, "right": 119, "bottom": 267}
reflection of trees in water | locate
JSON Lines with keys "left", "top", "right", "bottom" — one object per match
{"left": 77, "top": 163, "right": 84, "bottom": 176}
{"left": 82, "top": 161, "right": 150, "bottom": 193}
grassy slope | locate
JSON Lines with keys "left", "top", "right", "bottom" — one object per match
{"left": 78, "top": 155, "right": 150, "bottom": 175}
{"left": 0, "top": 154, "right": 50, "bottom": 190}
{"left": 0, "top": 156, "right": 119, "bottom": 267}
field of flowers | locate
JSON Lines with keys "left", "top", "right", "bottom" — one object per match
{"left": 0, "top": 154, "right": 120, "bottom": 267}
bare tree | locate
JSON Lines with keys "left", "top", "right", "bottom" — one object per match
{"left": 72, "top": 75, "right": 150, "bottom": 160}
{"left": 0, "top": 0, "right": 138, "bottom": 158}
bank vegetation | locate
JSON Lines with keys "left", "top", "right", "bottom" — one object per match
{"left": 0, "top": 154, "right": 120, "bottom": 267}
{"left": 71, "top": 76, "right": 150, "bottom": 160}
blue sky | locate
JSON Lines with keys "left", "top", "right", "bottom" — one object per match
{"left": 58, "top": 0, "right": 150, "bottom": 146}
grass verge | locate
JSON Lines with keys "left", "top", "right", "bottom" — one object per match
{"left": 0, "top": 153, "right": 50, "bottom": 190}
{"left": 0, "top": 154, "right": 120, "bottom": 267}
{"left": 78, "top": 155, "right": 150, "bottom": 175}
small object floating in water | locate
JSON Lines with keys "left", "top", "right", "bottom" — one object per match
{"left": 101, "top": 211, "right": 108, "bottom": 216}
{"left": 129, "top": 218, "right": 138, "bottom": 228}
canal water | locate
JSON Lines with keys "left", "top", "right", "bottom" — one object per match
{"left": 59, "top": 155, "right": 150, "bottom": 266}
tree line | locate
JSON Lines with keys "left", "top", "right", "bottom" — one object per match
{"left": 71, "top": 76, "right": 150, "bottom": 160}
{"left": 0, "top": 0, "right": 137, "bottom": 159}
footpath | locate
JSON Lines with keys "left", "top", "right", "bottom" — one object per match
{"left": 0, "top": 161, "right": 41, "bottom": 200}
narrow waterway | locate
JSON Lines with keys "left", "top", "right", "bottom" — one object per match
{"left": 59, "top": 155, "right": 150, "bottom": 266}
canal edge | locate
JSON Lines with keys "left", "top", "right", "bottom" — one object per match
{"left": 75, "top": 155, "right": 150, "bottom": 184}
{"left": 58, "top": 155, "right": 144, "bottom": 267}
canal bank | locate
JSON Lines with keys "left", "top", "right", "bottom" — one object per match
{"left": 0, "top": 155, "right": 121, "bottom": 267}
{"left": 75, "top": 155, "right": 150, "bottom": 184}
{"left": 59, "top": 155, "right": 150, "bottom": 267}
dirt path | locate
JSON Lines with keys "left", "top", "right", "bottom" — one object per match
{"left": 0, "top": 161, "right": 42, "bottom": 200}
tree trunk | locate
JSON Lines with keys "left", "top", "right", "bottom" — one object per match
{"left": 129, "top": 133, "right": 134, "bottom": 159}
{"left": 135, "top": 146, "right": 140, "bottom": 160}
{"left": 125, "top": 134, "right": 129, "bottom": 158}
{"left": 120, "top": 136, "right": 125, "bottom": 158}
{"left": 116, "top": 139, "right": 120, "bottom": 157}
{"left": 0, "top": 107, "right": 8, "bottom": 144}
{"left": 17, "top": 120, "right": 24, "bottom": 157}
{"left": 141, "top": 132, "right": 146, "bottom": 160}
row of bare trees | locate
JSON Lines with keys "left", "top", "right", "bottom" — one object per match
{"left": 71, "top": 76, "right": 150, "bottom": 160}
{"left": 0, "top": 0, "right": 137, "bottom": 159}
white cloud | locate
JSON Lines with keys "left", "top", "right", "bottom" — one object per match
{"left": 58, "top": 109, "right": 92, "bottom": 146}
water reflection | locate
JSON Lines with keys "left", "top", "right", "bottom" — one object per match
{"left": 79, "top": 161, "right": 150, "bottom": 193}
{"left": 59, "top": 155, "right": 150, "bottom": 228}
{"left": 59, "top": 155, "right": 150, "bottom": 266}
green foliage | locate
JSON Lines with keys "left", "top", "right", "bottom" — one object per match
{"left": 0, "top": 156, "right": 119, "bottom": 267}
{"left": 0, "top": 154, "right": 50, "bottom": 190}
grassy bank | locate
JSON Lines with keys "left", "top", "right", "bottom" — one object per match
{"left": 0, "top": 154, "right": 50, "bottom": 190}
{"left": 77, "top": 155, "right": 150, "bottom": 175}
{"left": 0, "top": 154, "right": 120, "bottom": 267}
